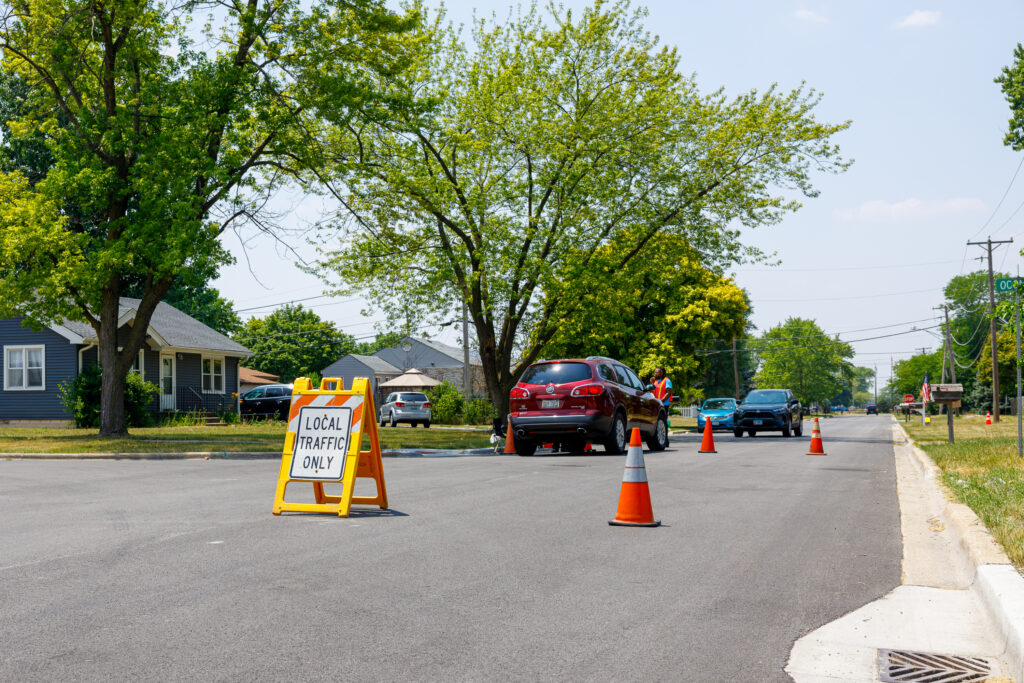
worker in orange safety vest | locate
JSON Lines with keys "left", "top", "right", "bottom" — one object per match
{"left": 650, "top": 366, "right": 673, "bottom": 408}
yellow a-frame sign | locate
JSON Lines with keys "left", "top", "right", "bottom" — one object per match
{"left": 272, "top": 377, "right": 388, "bottom": 517}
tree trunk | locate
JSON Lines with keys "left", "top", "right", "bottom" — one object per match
{"left": 98, "top": 288, "right": 129, "bottom": 436}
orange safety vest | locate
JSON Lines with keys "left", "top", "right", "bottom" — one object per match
{"left": 653, "top": 378, "right": 672, "bottom": 403}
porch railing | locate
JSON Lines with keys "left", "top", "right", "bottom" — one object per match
{"left": 170, "top": 387, "right": 238, "bottom": 415}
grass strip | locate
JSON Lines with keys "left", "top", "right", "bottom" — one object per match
{"left": 0, "top": 423, "right": 491, "bottom": 454}
{"left": 903, "top": 415, "right": 1024, "bottom": 568}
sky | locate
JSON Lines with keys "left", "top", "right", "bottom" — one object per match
{"left": 211, "top": 1, "right": 1024, "bottom": 389}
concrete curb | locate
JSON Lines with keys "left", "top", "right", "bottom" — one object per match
{"left": 1, "top": 447, "right": 498, "bottom": 460}
{"left": 894, "top": 420, "right": 1024, "bottom": 682}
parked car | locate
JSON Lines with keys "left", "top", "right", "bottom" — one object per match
{"left": 240, "top": 384, "right": 293, "bottom": 421}
{"left": 697, "top": 397, "right": 738, "bottom": 431}
{"left": 866, "top": 403, "right": 879, "bottom": 415}
{"left": 508, "top": 356, "right": 670, "bottom": 456}
{"left": 379, "top": 392, "right": 432, "bottom": 427}
{"left": 733, "top": 389, "right": 803, "bottom": 437}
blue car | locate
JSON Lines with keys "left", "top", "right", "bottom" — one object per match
{"left": 697, "top": 397, "right": 738, "bottom": 431}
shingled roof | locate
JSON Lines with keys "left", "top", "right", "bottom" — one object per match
{"left": 60, "top": 298, "right": 250, "bottom": 355}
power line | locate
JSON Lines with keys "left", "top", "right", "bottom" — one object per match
{"left": 735, "top": 259, "right": 957, "bottom": 273}
{"left": 969, "top": 155, "right": 1024, "bottom": 240}
{"left": 755, "top": 287, "right": 938, "bottom": 303}
{"left": 699, "top": 324, "right": 944, "bottom": 355}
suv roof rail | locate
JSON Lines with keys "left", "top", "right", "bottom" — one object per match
{"left": 585, "top": 355, "right": 614, "bottom": 362}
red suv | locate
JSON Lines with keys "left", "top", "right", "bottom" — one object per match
{"left": 508, "top": 357, "right": 670, "bottom": 456}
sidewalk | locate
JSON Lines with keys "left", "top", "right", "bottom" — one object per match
{"left": 786, "top": 418, "right": 1024, "bottom": 682}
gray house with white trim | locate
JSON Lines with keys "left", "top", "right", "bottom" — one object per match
{"left": 320, "top": 353, "right": 401, "bottom": 405}
{"left": 1, "top": 298, "right": 250, "bottom": 423}
{"left": 372, "top": 336, "right": 485, "bottom": 395}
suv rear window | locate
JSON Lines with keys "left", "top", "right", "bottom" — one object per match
{"left": 520, "top": 362, "right": 593, "bottom": 385}
{"left": 399, "top": 393, "right": 428, "bottom": 402}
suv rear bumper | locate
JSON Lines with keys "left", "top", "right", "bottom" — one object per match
{"left": 510, "top": 413, "right": 613, "bottom": 440}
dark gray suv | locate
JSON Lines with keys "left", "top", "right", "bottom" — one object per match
{"left": 733, "top": 389, "right": 803, "bottom": 437}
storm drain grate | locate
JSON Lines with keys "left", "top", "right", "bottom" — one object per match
{"left": 878, "top": 648, "right": 992, "bottom": 682}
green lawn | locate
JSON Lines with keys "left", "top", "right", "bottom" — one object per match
{"left": 0, "top": 422, "right": 491, "bottom": 454}
{"left": 903, "top": 414, "right": 1024, "bottom": 568}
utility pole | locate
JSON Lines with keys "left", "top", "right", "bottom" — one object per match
{"left": 873, "top": 364, "right": 877, "bottom": 404}
{"left": 917, "top": 347, "right": 928, "bottom": 426}
{"left": 732, "top": 338, "right": 741, "bottom": 399}
{"left": 934, "top": 304, "right": 957, "bottom": 415}
{"left": 967, "top": 236, "right": 1014, "bottom": 422}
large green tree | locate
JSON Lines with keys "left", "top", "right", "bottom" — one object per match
{"left": 540, "top": 235, "right": 749, "bottom": 404}
{"left": 314, "top": 1, "right": 851, "bottom": 416}
{"left": 0, "top": 0, "right": 414, "bottom": 435}
{"left": 753, "top": 317, "right": 854, "bottom": 407}
{"left": 235, "top": 304, "right": 355, "bottom": 382}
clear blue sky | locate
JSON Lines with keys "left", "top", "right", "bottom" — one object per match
{"left": 213, "top": 1, "right": 1024, "bottom": 388}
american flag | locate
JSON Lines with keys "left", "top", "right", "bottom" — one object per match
{"left": 921, "top": 375, "right": 931, "bottom": 403}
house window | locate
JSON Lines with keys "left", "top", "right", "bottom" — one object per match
{"left": 202, "top": 357, "right": 224, "bottom": 393}
{"left": 130, "top": 349, "right": 145, "bottom": 378}
{"left": 5, "top": 345, "right": 45, "bottom": 391}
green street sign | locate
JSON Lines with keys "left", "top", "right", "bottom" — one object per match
{"left": 996, "top": 277, "right": 1024, "bottom": 293}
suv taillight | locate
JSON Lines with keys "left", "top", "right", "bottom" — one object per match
{"left": 423, "top": 402, "right": 431, "bottom": 409}
{"left": 510, "top": 387, "right": 530, "bottom": 399}
{"left": 395, "top": 401, "right": 405, "bottom": 407}
{"left": 570, "top": 383, "right": 604, "bottom": 397}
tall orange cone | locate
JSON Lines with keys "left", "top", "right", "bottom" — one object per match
{"left": 986, "top": 411, "right": 992, "bottom": 426}
{"left": 698, "top": 417, "right": 717, "bottom": 453}
{"left": 609, "top": 429, "right": 660, "bottom": 527}
{"left": 806, "top": 417, "right": 827, "bottom": 456}
{"left": 503, "top": 417, "right": 516, "bottom": 454}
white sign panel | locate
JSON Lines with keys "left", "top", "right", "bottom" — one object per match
{"left": 289, "top": 406, "right": 353, "bottom": 481}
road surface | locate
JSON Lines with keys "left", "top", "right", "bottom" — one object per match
{"left": 0, "top": 416, "right": 900, "bottom": 681}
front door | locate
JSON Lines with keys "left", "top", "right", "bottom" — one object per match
{"left": 159, "top": 354, "right": 175, "bottom": 411}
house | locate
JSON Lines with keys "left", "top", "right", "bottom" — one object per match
{"left": 1, "top": 298, "right": 250, "bottom": 423}
{"left": 239, "top": 367, "right": 281, "bottom": 394}
{"left": 320, "top": 353, "right": 402, "bottom": 406}
{"left": 372, "top": 336, "right": 485, "bottom": 394}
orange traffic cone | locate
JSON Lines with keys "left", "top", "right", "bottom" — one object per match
{"left": 698, "top": 417, "right": 717, "bottom": 454}
{"left": 806, "top": 417, "right": 827, "bottom": 456}
{"left": 503, "top": 417, "right": 516, "bottom": 454}
{"left": 609, "top": 429, "right": 660, "bottom": 527}
{"left": 986, "top": 411, "right": 992, "bottom": 426}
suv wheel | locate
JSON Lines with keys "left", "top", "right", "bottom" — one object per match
{"left": 645, "top": 413, "right": 669, "bottom": 451}
{"left": 733, "top": 428, "right": 743, "bottom": 438}
{"left": 389, "top": 411, "right": 397, "bottom": 428}
{"left": 513, "top": 435, "right": 536, "bottom": 457}
{"left": 781, "top": 419, "right": 792, "bottom": 438}
{"left": 379, "top": 413, "right": 386, "bottom": 426}
{"left": 794, "top": 419, "right": 803, "bottom": 437}
{"left": 603, "top": 412, "right": 627, "bottom": 454}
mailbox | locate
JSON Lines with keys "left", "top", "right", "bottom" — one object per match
{"left": 931, "top": 384, "right": 963, "bottom": 402}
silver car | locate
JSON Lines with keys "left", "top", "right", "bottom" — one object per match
{"left": 379, "top": 392, "right": 432, "bottom": 427}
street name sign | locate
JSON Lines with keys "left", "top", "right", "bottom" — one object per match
{"left": 996, "top": 277, "right": 1024, "bottom": 293}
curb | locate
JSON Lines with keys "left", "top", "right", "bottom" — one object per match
{"left": 895, "top": 420, "right": 1024, "bottom": 681}
{"left": 1, "top": 447, "right": 499, "bottom": 460}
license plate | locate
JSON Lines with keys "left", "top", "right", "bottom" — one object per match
{"left": 541, "top": 399, "right": 560, "bottom": 409}
{"left": 753, "top": 419, "right": 763, "bottom": 425}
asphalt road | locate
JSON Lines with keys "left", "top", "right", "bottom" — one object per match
{"left": 0, "top": 416, "right": 901, "bottom": 681}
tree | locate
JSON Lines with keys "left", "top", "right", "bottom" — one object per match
{"left": 701, "top": 337, "right": 759, "bottom": 400}
{"left": 889, "top": 351, "right": 943, "bottom": 400}
{"left": 235, "top": 304, "right": 355, "bottom": 382}
{"left": 0, "top": 0, "right": 415, "bottom": 435}
{"left": 753, "top": 318, "right": 854, "bottom": 407}
{"left": 354, "top": 332, "right": 404, "bottom": 356}
{"left": 314, "top": 1, "right": 851, "bottom": 416}
{"left": 539, "top": 235, "right": 749, "bottom": 402}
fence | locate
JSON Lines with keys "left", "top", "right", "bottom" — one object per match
{"left": 676, "top": 404, "right": 701, "bottom": 418}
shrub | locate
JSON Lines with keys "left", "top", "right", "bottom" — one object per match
{"left": 462, "top": 398, "right": 495, "bottom": 425}
{"left": 59, "top": 365, "right": 159, "bottom": 428}
{"left": 426, "top": 381, "right": 464, "bottom": 424}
